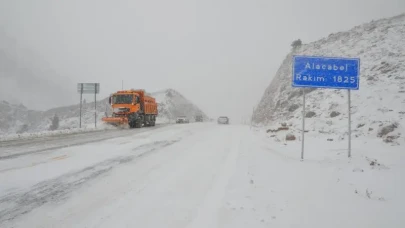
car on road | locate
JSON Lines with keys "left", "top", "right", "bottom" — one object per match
{"left": 176, "top": 116, "right": 190, "bottom": 124}
{"left": 217, "top": 116, "right": 229, "bottom": 124}
{"left": 195, "top": 115, "right": 203, "bottom": 122}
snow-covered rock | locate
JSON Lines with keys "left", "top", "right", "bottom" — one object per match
{"left": 151, "top": 89, "right": 208, "bottom": 123}
{"left": 0, "top": 101, "right": 42, "bottom": 135}
{"left": 0, "top": 98, "right": 113, "bottom": 136}
{"left": 253, "top": 13, "right": 405, "bottom": 144}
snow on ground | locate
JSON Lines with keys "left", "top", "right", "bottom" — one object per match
{"left": 155, "top": 116, "right": 172, "bottom": 124}
{"left": 0, "top": 122, "right": 116, "bottom": 142}
{"left": 0, "top": 123, "right": 404, "bottom": 227}
{"left": 0, "top": 124, "right": 184, "bottom": 193}
{"left": 0, "top": 124, "right": 169, "bottom": 160}
{"left": 246, "top": 127, "right": 404, "bottom": 227}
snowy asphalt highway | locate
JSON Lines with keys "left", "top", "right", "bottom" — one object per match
{"left": 0, "top": 123, "right": 403, "bottom": 228}
{"left": 0, "top": 123, "right": 168, "bottom": 160}
{"left": 0, "top": 123, "right": 245, "bottom": 227}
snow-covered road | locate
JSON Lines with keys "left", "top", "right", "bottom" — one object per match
{"left": 0, "top": 123, "right": 403, "bottom": 228}
{"left": 0, "top": 124, "right": 168, "bottom": 160}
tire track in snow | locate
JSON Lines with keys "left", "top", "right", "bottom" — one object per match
{"left": 186, "top": 129, "right": 243, "bottom": 228}
{"left": 0, "top": 138, "right": 180, "bottom": 225}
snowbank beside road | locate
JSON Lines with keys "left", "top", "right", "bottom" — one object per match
{"left": 221, "top": 127, "right": 405, "bottom": 227}
{"left": 0, "top": 123, "right": 116, "bottom": 142}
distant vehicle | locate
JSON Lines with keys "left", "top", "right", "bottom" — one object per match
{"left": 176, "top": 116, "right": 190, "bottom": 124}
{"left": 217, "top": 116, "right": 229, "bottom": 124}
{"left": 195, "top": 115, "right": 203, "bottom": 122}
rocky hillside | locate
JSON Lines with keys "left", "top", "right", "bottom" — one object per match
{"left": 253, "top": 13, "right": 405, "bottom": 144}
{"left": 0, "top": 89, "right": 207, "bottom": 135}
{"left": 0, "top": 98, "right": 110, "bottom": 135}
{"left": 0, "top": 101, "right": 42, "bottom": 135}
{"left": 151, "top": 89, "right": 208, "bottom": 122}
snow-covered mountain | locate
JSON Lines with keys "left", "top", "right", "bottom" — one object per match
{"left": 0, "top": 101, "right": 42, "bottom": 135}
{"left": 0, "top": 98, "right": 110, "bottom": 135}
{"left": 253, "top": 13, "right": 405, "bottom": 144}
{"left": 151, "top": 89, "right": 208, "bottom": 123}
{"left": 0, "top": 89, "right": 207, "bottom": 135}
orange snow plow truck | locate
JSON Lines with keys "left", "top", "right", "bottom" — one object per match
{"left": 102, "top": 89, "right": 158, "bottom": 128}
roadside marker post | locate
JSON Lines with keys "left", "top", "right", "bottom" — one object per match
{"left": 301, "top": 89, "right": 305, "bottom": 160}
{"left": 79, "top": 84, "right": 83, "bottom": 128}
{"left": 348, "top": 89, "right": 351, "bottom": 158}
{"left": 292, "top": 56, "right": 360, "bottom": 160}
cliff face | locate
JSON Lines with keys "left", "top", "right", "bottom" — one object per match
{"left": 253, "top": 14, "right": 405, "bottom": 142}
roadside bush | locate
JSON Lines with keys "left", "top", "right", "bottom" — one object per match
{"left": 49, "top": 114, "right": 59, "bottom": 131}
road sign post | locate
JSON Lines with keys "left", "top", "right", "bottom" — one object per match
{"left": 94, "top": 83, "right": 97, "bottom": 128}
{"left": 77, "top": 83, "right": 100, "bottom": 128}
{"left": 348, "top": 90, "right": 351, "bottom": 158}
{"left": 79, "top": 84, "right": 83, "bottom": 128}
{"left": 301, "top": 89, "right": 305, "bottom": 160}
{"left": 292, "top": 56, "right": 360, "bottom": 160}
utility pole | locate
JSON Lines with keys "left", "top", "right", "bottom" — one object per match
{"left": 94, "top": 83, "right": 97, "bottom": 128}
{"left": 79, "top": 84, "right": 83, "bottom": 128}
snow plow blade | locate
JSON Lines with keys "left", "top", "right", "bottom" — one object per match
{"left": 102, "top": 117, "right": 128, "bottom": 126}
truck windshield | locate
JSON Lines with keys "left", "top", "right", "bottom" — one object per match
{"left": 113, "top": 95, "right": 133, "bottom": 104}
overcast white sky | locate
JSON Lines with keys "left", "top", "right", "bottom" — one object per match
{"left": 0, "top": 0, "right": 404, "bottom": 121}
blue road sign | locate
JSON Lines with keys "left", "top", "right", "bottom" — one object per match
{"left": 292, "top": 56, "right": 360, "bottom": 90}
